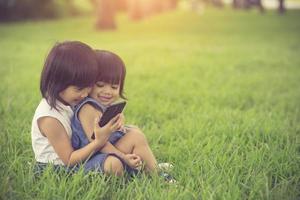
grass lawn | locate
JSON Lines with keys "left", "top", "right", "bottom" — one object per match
{"left": 0, "top": 7, "right": 299, "bottom": 200}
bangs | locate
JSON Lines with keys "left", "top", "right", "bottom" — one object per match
{"left": 94, "top": 49, "right": 127, "bottom": 99}
{"left": 98, "top": 63, "right": 123, "bottom": 85}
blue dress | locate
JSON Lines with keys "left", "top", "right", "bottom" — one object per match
{"left": 71, "top": 97, "right": 136, "bottom": 174}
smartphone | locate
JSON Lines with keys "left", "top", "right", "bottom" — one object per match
{"left": 91, "top": 101, "right": 126, "bottom": 140}
{"left": 99, "top": 101, "right": 126, "bottom": 127}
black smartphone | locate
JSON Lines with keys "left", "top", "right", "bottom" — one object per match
{"left": 99, "top": 101, "right": 126, "bottom": 127}
{"left": 91, "top": 101, "right": 126, "bottom": 139}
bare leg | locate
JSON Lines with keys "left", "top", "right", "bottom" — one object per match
{"left": 114, "top": 128, "right": 157, "bottom": 173}
{"left": 103, "top": 155, "right": 124, "bottom": 176}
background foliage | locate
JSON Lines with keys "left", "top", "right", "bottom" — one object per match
{"left": 0, "top": 4, "right": 299, "bottom": 200}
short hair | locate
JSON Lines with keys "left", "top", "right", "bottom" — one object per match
{"left": 94, "top": 50, "right": 126, "bottom": 99}
{"left": 40, "top": 41, "right": 98, "bottom": 109}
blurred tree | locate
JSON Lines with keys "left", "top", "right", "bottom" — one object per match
{"left": 95, "top": 0, "right": 116, "bottom": 30}
{"left": 91, "top": 0, "right": 178, "bottom": 28}
{"left": 232, "top": 0, "right": 264, "bottom": 13}
{"left": 246, "top": 0, "right": 264, "bottom": 12}
{"left": 211, "top": 0, "right": 224, "bottom": 7}
{"left": 278, "top": 0, "right": 285, "bottom": 14}
{"left": 0, "top": 0, "right": 78, "bottom": 22}
{"left": 232, "top": 0, "right": 241, "bottom": 8}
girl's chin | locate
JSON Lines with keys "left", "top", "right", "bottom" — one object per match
{"left": 103, "top": 102, "right": 112, "bottom": 106}
{"left": 98, "top": 100, "right": 111, "bottom": 106}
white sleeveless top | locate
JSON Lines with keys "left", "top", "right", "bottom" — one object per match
{"left": 31, "top": 98, "right": 73, "bottom": 165}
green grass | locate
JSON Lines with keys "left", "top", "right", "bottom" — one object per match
{"left": 0, "top": 7, "right": 300, "bottom": 200}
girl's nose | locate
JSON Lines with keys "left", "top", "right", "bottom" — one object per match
{"left": 103, "top": 86, "right": 111, "bottom": 94}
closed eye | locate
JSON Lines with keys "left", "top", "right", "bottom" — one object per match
{"left": 111, "top": 85, "right": 119, "bottom": 89}
{"left": 96, "top": 83, "right": 104, "bottom": 87}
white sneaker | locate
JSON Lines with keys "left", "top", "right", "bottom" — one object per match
{"left": 158, "top": 162, "right": 174, "bottom": 171}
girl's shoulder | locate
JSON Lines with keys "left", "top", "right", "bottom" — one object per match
{"left": 80, "top": 103, "right": 100, "bottom": 115}
{"left": 35, "top": 98, "right": 72, "bottom": 119}
{"left": 36, "top": 98, "right": 52, "bottom": 112}
{"left": 73, "top": 97, "right": 103, "bottom": 123}
{"left": 73, "top": 97, "right": 104, "bottom": 113}
{"left": 32, "top": 98, "right": 73, "bottom": 138}
{"left": 78, "top": 103, "right": 101, "bottom": 120}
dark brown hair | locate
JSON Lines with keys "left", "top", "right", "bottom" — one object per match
{"left": 94, "top": 50, "right": 126, "bottom": 99}
{"left": 40, "top": 41, "right": 98, "bottom": 109}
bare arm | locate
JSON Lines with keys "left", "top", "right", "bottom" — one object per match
{"left": 79, "top": 108, "right": 141, "bottom": 168}
{"left": 38, "top": 117, "right": 102, "bottom": 166}
{"left": 79, "top": 105, "right": 127, "bottom": 156}
{"left": 100, "top": 142, "right": 126, "bottom": 160}
{"left": 79, "top": 104, "right": 120, "bottom": 149}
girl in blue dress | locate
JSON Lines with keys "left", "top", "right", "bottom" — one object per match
{"left": 71, "top": 50, "right": 159, "bottom": 176}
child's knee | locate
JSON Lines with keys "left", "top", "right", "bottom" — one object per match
{"left": 103, "top": 156, "right": 124, "bottom": 176}
{"left": 130, "top": 128, "right": 148, "bottom": 144}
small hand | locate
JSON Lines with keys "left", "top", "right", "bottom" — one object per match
{"left": 117, "top": 113, "right": 125, "bottom": 131}
{"left": 93, "top": 114, "right": 122, "bottom": 142}
{"left": 105, "top": 113, "right": 123, "bottom": 133}
{"left": 124, "top": 154, "right": 142, "bottom": 170}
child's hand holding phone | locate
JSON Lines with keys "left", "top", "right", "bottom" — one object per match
{"left": 92, "top": 114, "right": 122, "bottom": 141}
{"left": 99, "top": 101, "right": 126, "bottom": 127}
{"left": 92, "top": 101, "right": 126, "bottom": 140}
{"left": 117, "top": 113, "right": 125, "bottom": 132}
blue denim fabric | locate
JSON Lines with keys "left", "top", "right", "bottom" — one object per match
{"left": 70, "top": 97, "right": 137, "bottom": 175}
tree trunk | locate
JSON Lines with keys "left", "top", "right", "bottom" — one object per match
{"left": 278, "top": 0, "right": 285, "bottom": 14}
{"left": 95, "top": 0, "right": 116, "bottom": 30}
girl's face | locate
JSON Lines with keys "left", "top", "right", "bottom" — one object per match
{"left": 59, "top": 86, "right": 91, "bottom": 106}
{"left": 90, "top": 81, "right": 120, "bottom": 106}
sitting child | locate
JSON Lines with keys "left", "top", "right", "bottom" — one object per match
{"left": 71, "top": 50, "right": 159, "bottom": 176}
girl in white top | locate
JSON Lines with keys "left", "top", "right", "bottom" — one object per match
{"left": 31, "top": 41, "right": 127, "bottom": 175}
